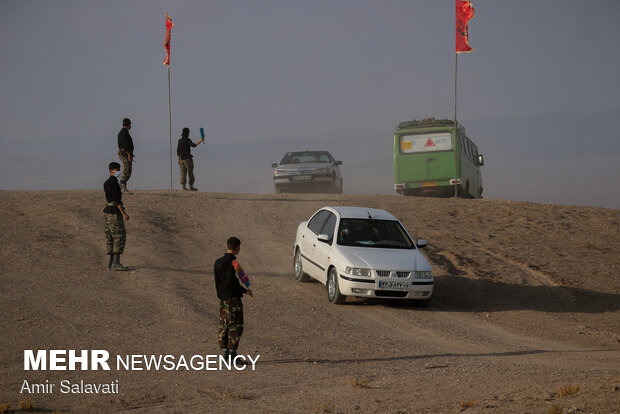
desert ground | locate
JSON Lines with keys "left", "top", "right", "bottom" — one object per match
{"left": 0, "top": 190, "right": 619, "bottom": 413}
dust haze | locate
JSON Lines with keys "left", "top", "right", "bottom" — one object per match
{"left": 2, "top": 110, "right": 619, "bottom": 208}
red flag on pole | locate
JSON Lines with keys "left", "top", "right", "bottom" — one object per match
{"left": 163, "top": 13, "right": 174, "bottom": 66}
{"left": 455, "top": 0, "right": 474, "bottom": 53}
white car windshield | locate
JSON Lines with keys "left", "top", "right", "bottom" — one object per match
{"left": 281, "top": 151, "right": 332, "bottom": 164}
{"left": 337, "top": 219, "right": 414, "bottom": 249}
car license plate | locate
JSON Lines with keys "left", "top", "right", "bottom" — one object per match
{"left": 421, "top": 182, "right": 438, "bottom": 187}
{"left": 377, "top": 280, "right": 410, "bottom": 290}
{"left": 291, "top": 175, "right": 312, "bottom": 181}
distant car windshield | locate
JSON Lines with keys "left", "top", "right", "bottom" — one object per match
{"left": 337, "top": 219, "right": 414, "bottom": 249}
{"left": 281, "top": 151, "right": 332, "bottom": 164}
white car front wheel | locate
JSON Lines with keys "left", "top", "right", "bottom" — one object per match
{"left": 327, "top": 268, "right": 345, "bottom": 304}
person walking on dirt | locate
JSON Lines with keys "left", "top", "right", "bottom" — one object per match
{"left": 214, "top": 237, "right": 253, "bottom": 360}
{"left": 103, "top": 162, "right": 130, "bottom": 270}
{"left": 117, "top": 117, "right": 134, "bottom": 193}
{"left": 176, "top": 127, "right": 204, "bottom": 191}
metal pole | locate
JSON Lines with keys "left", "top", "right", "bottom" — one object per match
{"left": 454, "top": 52, "right": 458, "bottom": 198}
{"left": 168, "top": 65, "right": 172, "bottom": 189}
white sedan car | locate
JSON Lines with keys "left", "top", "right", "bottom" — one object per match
{"left": 293, "top": 206, "right": 433, "bottom": 305}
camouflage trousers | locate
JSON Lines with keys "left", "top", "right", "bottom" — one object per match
{"left": 179, "top": 159, "right": 195, "bottom": 186}
{"left": 118, "top": 151, "right": 133, "bottom": 184}
{"left": 104, "top": 213, "right": 126, "bottom": 254}
{"left": 218, "top": 297, "right": 244, "bottom": 350}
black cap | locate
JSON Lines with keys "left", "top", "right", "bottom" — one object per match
{"left": 122, "top": 118, "right": 131, "bottom": 126}
{"left": 182, "top": 127, "right": 189, "bottom": 137}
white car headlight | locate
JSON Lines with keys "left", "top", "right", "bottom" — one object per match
{"left": 274, "top": 169, "right": 286, "bottom": 176}
{"left": 345, "top": 267, "right": 371, "bottom": 277}
{"left": 413, "top": 271, "right": 433, "bottom": 279}
{"left": 314, "top": 167, "right": 330, "bottom": 174}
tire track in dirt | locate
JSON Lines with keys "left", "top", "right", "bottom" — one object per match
{"left": 370, "top": 239, "right": 601, "bottom": 359}
{"left": 454, "top": 235, "right": 559, "bottom": 287}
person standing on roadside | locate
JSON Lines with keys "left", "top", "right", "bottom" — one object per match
{"left": 103, "top": 162, "right": 130, "bottom": 270}
{"left": 176, "top": 127, "right": 204, "bottom": 191}
{"left": 117, "top": 117, "right": 134, "bottom": 193}
{"left": 214, "top": 237, "right": 253, "bottom": 360}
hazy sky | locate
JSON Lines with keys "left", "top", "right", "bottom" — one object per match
{"left": 1, "top": 1, "right": 619, "bottom": 206}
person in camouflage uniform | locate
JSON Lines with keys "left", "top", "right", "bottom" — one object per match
{"left": 117, "top": 118, "right": 134, "bottom": 193}
{"left": 105, "top": 214, "right": 126, "bottom": 255}
{"left": 103, "top": 162, "right": 130, "bottom": 270}
{"left": 213, "top": 237, "right": 253, "bottom": 360}
{"left": 176, "top": 127, "right": 204, "bottom": 191}
{"left": 218, "top": 296, "right": 244, "bottom": 351}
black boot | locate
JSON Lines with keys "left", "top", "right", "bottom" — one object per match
{"left": 189, "top": 186, "right": 198, "bottom": 191}
{"left": 110, "top": 253, "right": 128, "bottom": 271}
{"left": 107, "top": 253, "right": 114, "bottom": 270}
{"left": 221, "top": 348, "right": 229, "bottom": 358}
{"left": 228, "top": 350, "right": 245, "bottom": 365}
{"left": 182, "top": 184, "right": 188, "bottom": 191}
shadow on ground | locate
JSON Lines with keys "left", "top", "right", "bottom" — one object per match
{"left": 342, "top": 274, "right": 620, "bottom": 313}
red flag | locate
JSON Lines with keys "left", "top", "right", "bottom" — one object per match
{"left": 163, "top": 13, "right": 174, "bottom": 66}
{"left": 455, "top": 0, "right": 474, "bottom": 53}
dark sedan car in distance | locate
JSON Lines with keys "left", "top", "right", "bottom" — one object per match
{"left": 271, "top": 150, "right": 343, "bottom": 194}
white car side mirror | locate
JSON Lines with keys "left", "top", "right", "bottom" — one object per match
{"left": 318, "top": 234, "right": 330, "bottom": 242}
{"left": 416, "top": 239, "right": 428, "bottom": 248}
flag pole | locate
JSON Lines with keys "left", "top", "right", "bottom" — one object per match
{"left": 454, "top": 0, "right": 474, "bottom": 198}
{"left": 168, "top": 65, "right": 172, "bottom": 189}
{"left": 164, "top": 13, "right": 174, "bottom": 190}
{"left": 453, "top": 42, "right": 459, "bottom": 198}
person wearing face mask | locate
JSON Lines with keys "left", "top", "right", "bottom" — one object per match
{"left": 103, "top": 162, "right": 130, "bottom": 270}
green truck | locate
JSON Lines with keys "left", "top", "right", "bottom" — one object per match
{"left": 393, "top": 118, "right": 484, "bottom": 198}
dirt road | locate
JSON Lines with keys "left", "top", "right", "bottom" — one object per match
{"left": 1, "top": 191, "right": 618, "bottom": 413}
